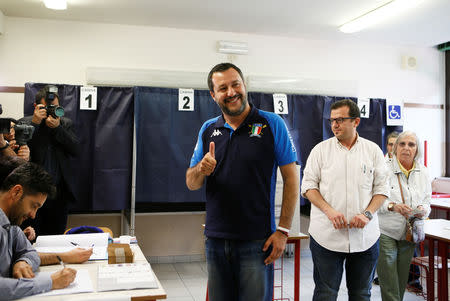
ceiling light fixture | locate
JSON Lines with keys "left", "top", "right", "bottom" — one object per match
{"left": 43, "top": 0, "right": 67, "bottom": 10}
{"left": 339, "top": 0, "right": 425, "bottom": 33}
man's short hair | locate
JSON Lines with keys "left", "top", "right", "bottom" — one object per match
{"left": 330, "top": 99, "right": 360, "bottom": 118}
{"left": 386, "top": 131, "right": 399, "bottom": 145}
{"left": 207, "top": 63, "right": 245, "bottom": 92}
{"left": 0, "top": 162, "right": 56, "bottom": 198}
{"left": 35, "top": 85, "right": 60, "bottom": 104}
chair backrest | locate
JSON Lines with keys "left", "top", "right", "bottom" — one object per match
{"left": 65, "top": 226, "right": 113, "bottom": 238}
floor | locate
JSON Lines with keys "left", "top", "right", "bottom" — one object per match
{"left": 151, "top": 250, "right": 425, "bottom": 301}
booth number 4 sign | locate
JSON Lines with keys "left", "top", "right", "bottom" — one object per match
{"left": 80, "top": 86, "right": 98, "bottom": 110}
{"left": 179, "top": 89, "right": 194, "bottom": 111}
{"left": 273, "top": 94, "right": 288, "bottom": 115}
{"left": 357, "top": 98, "right": 370, "bottom": 119}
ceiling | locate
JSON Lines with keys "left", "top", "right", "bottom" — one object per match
{"left": 0, "top": 0, "right": 449, "bottom": 47}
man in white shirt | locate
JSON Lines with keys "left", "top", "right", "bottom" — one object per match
{"left": 301, "top": 99, "right": 389, "bottom": 300}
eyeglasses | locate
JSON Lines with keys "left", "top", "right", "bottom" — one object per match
{"left": 398, "top": 141, "right": 416, "bottom": 148}
{"left": 329, "top": 117, "right": 355, "bottom": 125}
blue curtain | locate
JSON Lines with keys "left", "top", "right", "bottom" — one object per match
{"left": 24, "top": 84, "right": 401, "bottom": 209}
{"left": 134, "top": 87, "right": 221, "bottom": 203}
{"left": 24, "top": 83, "right": 133, "bottom": 211}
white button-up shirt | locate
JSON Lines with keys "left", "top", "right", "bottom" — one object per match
{"left": 301, "top": 136, "right": 389, "bottom": 253}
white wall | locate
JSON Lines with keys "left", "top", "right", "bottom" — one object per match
{"left": 0, "top": 17, "right": 444, "bottom": 177}
{"left": 0, "top": 16, "right": 445, "bottom": 257}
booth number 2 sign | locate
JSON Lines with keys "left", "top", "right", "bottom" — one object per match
{"left": 80, "top": 86, "right": 98, "bottom": 110}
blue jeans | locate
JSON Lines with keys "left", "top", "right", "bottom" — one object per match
{"left": 310, "top": 236, "right": 379, "bottom": 301}
{"left": 205, "top": 237, "right": 274, "bottom": 301}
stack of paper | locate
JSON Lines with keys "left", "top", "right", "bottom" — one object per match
{"left": 34, "top": 233, "right": 109, "bottom": 260}
{"left": 31, "top": 269, "right": 94, "bottom": 297}
{"left": 97, "top": 263, "right": 158, "bottom": 292}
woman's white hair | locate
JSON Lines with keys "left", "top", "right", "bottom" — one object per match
{"left": 393, "top": 131, "right": 421, "bottom": 161}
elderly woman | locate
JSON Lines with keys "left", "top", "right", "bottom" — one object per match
{"left": 377, "top": 131, "right": 431, "bottom": 301}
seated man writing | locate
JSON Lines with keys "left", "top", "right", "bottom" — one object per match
{"left": 0, "top": 161, "right": 86, "bottom": 299}
{"left": 0, "top": 156, "right": 93, "bottom": 261}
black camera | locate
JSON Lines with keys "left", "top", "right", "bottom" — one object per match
{"left": 44, "top": 86, "right": 65, "bottom": 118}
{"left": 46, "top": 104, "right": 65, "bottom": 118}
{"left": 46, "top": 85, "right": 58, "bottom": 103}
{"left": 14, "top": 124, "right": 35, "bottom": 146}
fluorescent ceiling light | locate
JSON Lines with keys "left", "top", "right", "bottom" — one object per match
{"left": 217, "top": 41, "right": 248, "bottom": 55}
{"left": 339, "top": 0, "right": 425, "bottom": 33}
{"left": 246, "top": 75, "right": 357, "bottom": 96}
{"left": 44, "top": 0, "right": 67, "bottom": 10}
{"left": 86, "top": 67, "right": 208, "bottom": 89}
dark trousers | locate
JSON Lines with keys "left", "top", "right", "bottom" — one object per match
{"left": 205, "top": 237, "right": 274, "bottom": 301}
{"left": 310, "top": 236, "right": 379, "bottom": 301}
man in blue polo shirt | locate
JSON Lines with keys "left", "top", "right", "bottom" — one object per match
{"left": 186, "top": 63, "right": 299, "bottom": 301}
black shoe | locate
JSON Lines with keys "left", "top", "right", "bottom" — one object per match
{"left": 408, "top": 280, "right": 423, "bottom": 291}
{"left": 373, "top": 277, "right": 379, "bottom": 285}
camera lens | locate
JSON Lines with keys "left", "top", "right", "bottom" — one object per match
{"left": 54, "top": 106, "right": 65, "bottom": 117}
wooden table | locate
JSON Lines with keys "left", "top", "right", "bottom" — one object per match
{"left": 283, "top": 233, "right": 309, "bottom": 301}
{"left": 19, "top": 244, "right": 167, "bottom": 301}
{"left": 424, "top": 219, "right": 450, "bottom": 301}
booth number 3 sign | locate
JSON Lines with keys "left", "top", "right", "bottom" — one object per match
{"left": 80, "top": 86, "right": 98, "bottom": 110}
{"left": 273, "top": 94, "right": 288, "bottom": 115}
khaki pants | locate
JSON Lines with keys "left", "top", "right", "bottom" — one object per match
{"left": 377, "top": 234, "right": 416, "bottom": 301}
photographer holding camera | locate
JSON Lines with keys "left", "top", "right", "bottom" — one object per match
{"left": 3, "top": 121, "right": 31, "bottom": 161}
{"left": 18, "top": 85, "right": 79, "bottom": 236}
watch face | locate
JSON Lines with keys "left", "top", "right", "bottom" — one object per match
{"left": 364, "top": 211, "right": 372, "bottom": 220}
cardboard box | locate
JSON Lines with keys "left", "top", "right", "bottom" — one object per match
{"left": 108, "top": 244, "right": 134, "bottom": 264}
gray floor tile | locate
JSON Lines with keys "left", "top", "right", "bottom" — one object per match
{"left": 153, "top": 252, "right": 426, "bottom": 301}
{"left": 152, "top": 263, "right": 176, "bottom": 272}
{"left": 159, "top": 279, "right": 192, "bottom": 298}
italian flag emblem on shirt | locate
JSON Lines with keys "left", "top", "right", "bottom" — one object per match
{"left": 250, "top": 123, "right": 265, "bottom": 137}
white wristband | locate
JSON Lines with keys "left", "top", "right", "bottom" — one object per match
{"left": 277, "top": 226, "right": 290, "bottom": 233}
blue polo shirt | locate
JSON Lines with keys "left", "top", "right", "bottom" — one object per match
{"left": 190, "top": 104, "right": 297, "bottom": 240}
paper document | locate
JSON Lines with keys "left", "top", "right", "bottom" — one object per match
{"left": 97, "top": 263, "right": 158, "bottom": 292}
{"left": 34, "top": 233, "right": 109, "bottom": 260}
{"left": 31, "top": 269, "right": 93, "bottom": 297}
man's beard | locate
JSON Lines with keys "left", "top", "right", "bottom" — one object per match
{"left": 219, "top": 94, "right": 248, "bottom": 116}
{"left": 9, "top": 196, "right": 26, "bottom": 226}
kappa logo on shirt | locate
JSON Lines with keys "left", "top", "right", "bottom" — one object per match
{"left": 249, "top": 123, "right": 267, "bottom": 138}
{"left": 211, "top": 129, "right": 222, "bottom": 137}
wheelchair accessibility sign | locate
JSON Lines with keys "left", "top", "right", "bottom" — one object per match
{"left": 386, "top": 101, "right": 404, "bottom": 126}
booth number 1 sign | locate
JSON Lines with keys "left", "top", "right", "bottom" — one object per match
{"left": 80, "top": 86, "right": 98, "bottom": 110}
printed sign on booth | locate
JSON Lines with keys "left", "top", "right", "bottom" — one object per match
{"left": 386, "top": 99, "right": 404, "bottom": 126}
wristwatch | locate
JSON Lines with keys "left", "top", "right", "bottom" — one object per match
{"left": 363, "top": 210, "right": 373, "bottom": 220}
{"left": 0, "top": 141, "right": 9, "bottom": 151}
{"left": 388, "top": 202, "right": 395, "bottom": 212}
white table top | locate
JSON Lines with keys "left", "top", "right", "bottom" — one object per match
{"left": 424, "top": 219, "right": 450, "bottom": 243}
{"left": 430, "top": 198, "right": 450, "bottom": 209}
{"left": 19, "top": 244, "right": 166, "bottom": 301}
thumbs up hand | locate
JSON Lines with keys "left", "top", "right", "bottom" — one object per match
{"left": 198, "top": 142, "right": 217, "bottom": 176}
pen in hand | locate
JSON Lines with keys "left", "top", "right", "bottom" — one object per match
{"left": 56, "top": 255, "right": 65, "bottom": 268}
